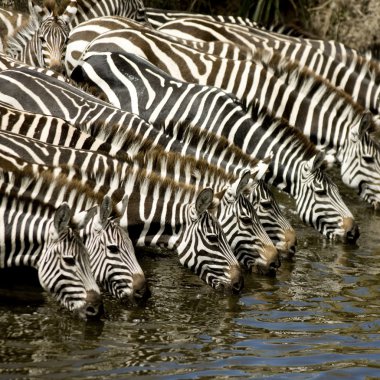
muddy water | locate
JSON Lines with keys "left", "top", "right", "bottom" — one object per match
{"left": 0, "top": 171, "right": 379, "bottom": 379}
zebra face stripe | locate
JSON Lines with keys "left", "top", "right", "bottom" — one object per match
{"left": 176, "top": 205, "right": 242, "bottom": 292}
{"left": 216, "top": 189, "right": 280, "bottom": 275}
{"left": 84, "top": 218, "right": 146, "bottom": 301}
{"left": 38, "top": 226, "right": 102, "bottom": 318}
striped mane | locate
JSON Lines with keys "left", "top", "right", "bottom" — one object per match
{"left": 162, "top": 120, "right": 259, "bottom": 169}
{"left": 0, "top": 154, "right": 120, "bottom": 216}
{"left": 134, "top": 145, "right": 237, "bottom": 184}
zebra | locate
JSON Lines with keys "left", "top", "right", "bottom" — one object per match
{"left": 0, "top": 134, "right": 244, "bottom": 291}
{"left": 6, "top": 0, "right": 78, "bottom": 73}
{"left": 64, "top": 16, "right": 252, "bottom": 74}
{"left": 0, "top": 125, "right": 280, "bottom": 274}
{"left": 0, "top": 166, "right": 103, "bottom": 319}
{"left": 0, "top": 146, "right": 148, "bottom": 301}
{"left": 71, "top": 50, "right": 360, "bottom": 242}
{"left": 5, "top": 0, "right": 148, "bottom": 73}
{"left": 0, "top": 68, "right": 296, "bottom": 254}
{"left": 156, "top": 17, "right": 380, "bottom": 117}
{"left": 73, "top": 29, "right": 380, "bottom": 209}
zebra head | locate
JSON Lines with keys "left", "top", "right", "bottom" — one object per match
{"left": 338, "top": 112, "right": 380, "bottom": 209}
{"left": 246, "top": 157, "right": 297, "bottom": 256}
{"left": 27, "top": 0, "right": 77, "bottom": 73}
{"left": 214, "top": 170, "right": 280, "bottom": 275}
{"left": 296, "top": 151, "right": 359, "bottom": 242}
{"left": 176, "top": 188, "right": 244, "bottom": 293}
{"left": 38, "top": 203, "right": 103, "bottom": 320}
{"left": 73, "top": 197, "right": 148, "bottom": 302}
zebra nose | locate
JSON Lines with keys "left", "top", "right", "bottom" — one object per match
{"left": 342, "top": 217, "right": 360, "bottom": 243}
{"left": 230, "top": 265, "right": 244, "bottom": 293}
{"left": 84, "top": 290, "right": 104, "bottom": 319}
{"left": 50, "top": 62, "right": 64, "bottom": 73}
{"left": 132, "top": 273, "right": 150, "bottom": 299}
{"left": 259, "top": 245, "right": 280, "bottom": 276}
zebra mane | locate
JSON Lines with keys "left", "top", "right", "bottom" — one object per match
{"left": 253, "top": 47, "right": 370, "bottom": 124}
{"left": 161, "top": 120, "right": 259, "bottom": 169}
{"left": 134, "top": 145, "right": 237, "bottom": 184}
{"left": 351, "top": 51, "right": 380, "bottom": 85}
{"left": 0, "top": 153, "right": 120, "bottom": 217}
{"left": 250, "top": 101, "right": 320, "bottom": 161}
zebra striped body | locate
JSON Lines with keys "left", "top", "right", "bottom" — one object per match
{"left": 72, "top": 50, "right": 359, "bottom": 241}
{"left": 58, "top": 0, "right": 148, "bottom": 27}
{"left": 0, "top": 147, "right": 147, "bottom": 300}
{"left": 0, "top": 7, "right": 29, "bottom": 52}
{"left": 157, "top": 17, "right": 380, "bottom": 116}
{"left": 75, "top": 29, "right": 380, "bottom": 208}
{"left": 0, "top": 169, "right": 102, "bottom": 319}
{"left": 0, "top": 68, "right": 295, "bottom": 253}
{"left": 0, "top": 127, "right": 279, "bottom": 274}
{"left": 144, "top": 7, "right": 257, "bottom": 29}
{"left": 65, "top": 16, "right": 252, "bottom": 73}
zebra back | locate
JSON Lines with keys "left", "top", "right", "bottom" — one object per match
{"left": 157, "top": 17, "right": 380, "bottom": 115}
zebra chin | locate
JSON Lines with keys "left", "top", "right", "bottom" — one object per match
{"left": 325, "top": 217, "right": 360, "bottom": 243}
{"left": 211, "top": 265, "right": 244, "bottom": 294}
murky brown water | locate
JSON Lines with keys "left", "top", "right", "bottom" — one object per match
{"left": 1, "top": 169, "right": 379, "bottom": 379}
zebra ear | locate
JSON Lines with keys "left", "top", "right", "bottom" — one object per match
{"left": 251, "top": 155, "right": 272, "bottom": 181}
{"left": 60, "top": 0, "right": 78, "bottom": 24}
{"left": 99, "top": 196, "right": 113, "bottom": 227}
{"left": 351, "top": 112, "right": 373, "bottom": 141}
{"left": 53, "top": 202, "right": 71, "bottom": 237}
{"left": 195, "top": 188, "right": 214, "bottom": 214}
{"left": 28, "top": 0, "right": 49, "bottom": 20}
{"left": 232, "top": 170, "right": 251, "bottom": 197}
{"left": 308, "top": 151, "right": 326, "bottom": 173}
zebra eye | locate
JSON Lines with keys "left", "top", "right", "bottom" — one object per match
{"left": 107, "top": 245, "right": 119, "bottom": 254}
{"left": 260, "top": 201, "right": 272, "bottom": 209}
{"left": 63, "top": 257, "right": 76, "bottom": 266}
{"left": 240, "top": 216, "right": 252, "bottom": 225}
{"left": 315, "top": 189, "right": 327, "bottom": 196}
{"left": 208, "top": 234, "right": 219, "bottom": 244}
{"left": 363, "top": 155, "right": 375, "bottom": 164}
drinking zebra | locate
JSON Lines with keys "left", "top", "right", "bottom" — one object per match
{"left": 0, "top": 68, "right": 295, "bottom": 255}
{"left": 0, "top": 164, "right": 103, "bottom": 319}
{"left": 0, "top": 147, "right": 148, "bottom": 301}
{"left": 71, "top": 50, "right": 359, "bottom": 242}
{"left": 0, "top": 123, "right": 280, "bottom": 274}
{"left": 0, "top": 131, "right": 244, "bottom": 291}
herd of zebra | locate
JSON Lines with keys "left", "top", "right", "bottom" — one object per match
{"left": 0, "top": 0, "right": 379, "bottom": 320}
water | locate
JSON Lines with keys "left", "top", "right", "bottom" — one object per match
{"left": 1, "top": 171, "right": 379, "bottom": 379}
